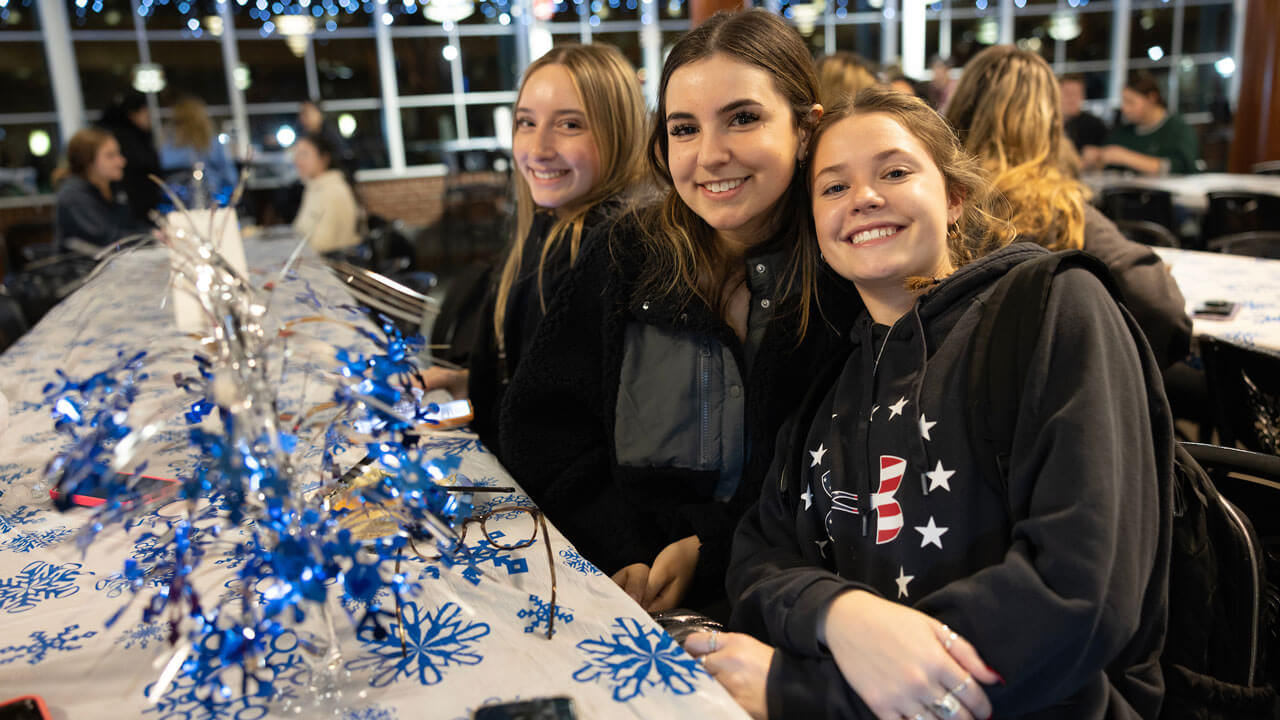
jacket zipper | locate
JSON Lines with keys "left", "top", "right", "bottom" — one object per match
{"left": 1219, "top": 495, "right": 1261, "bottom": 685}
{"left": 699, "top": 342, "right": 711, "bottom": 467}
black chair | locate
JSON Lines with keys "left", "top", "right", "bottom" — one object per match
{"left": 1199, "top": 335, "right": 1280, "bottom": 455}
{"left": 1098, "top": 186, "right": 1177, "bottom": 238}
{"left": 1208, "top": 231, "right": 1280, "bottom": 259}
{"left": 1253, "top": 161, "right": 1280, "bottom": 176}
{"left": 1116, "top": 219, "right": 1181, "bottom": 248}
{"left": 0, "top": 288, "right": 28, "bottom": 353}
{"left": 1201, "top": 192, "right": 1280, "bottom": 249}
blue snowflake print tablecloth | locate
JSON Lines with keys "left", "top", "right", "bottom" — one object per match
{"left": 1153, "top": 247, "right": 1280, "bottom": 353}
{"left": 0, "top": 235, "right": 748, "bottom": 720}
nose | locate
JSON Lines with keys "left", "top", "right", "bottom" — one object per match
{"left": 696, "top": 128, "right": 731, "bottom": 169}
{"left": 847, "top": 183, "right": 882, "bottom": 214}
{"left": 531, "top": 124, "right": 556, "bottom": 159}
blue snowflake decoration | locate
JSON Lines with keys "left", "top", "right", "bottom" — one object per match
{"left": 0, "top": 463, "right": 32, "bottom": 487}
{"left": 517, "top": 593, "right": 574, "bottom": 635}
{"left": 3, "top": 527, "right": 72, "bottom": 553}
{"left": 346, "top": 600, "right": 490, "bottom": 688}
{"left": 115, "top": 620, "right": 173, "bottom": 650}
{"left": 0, "top": 503, "right": 41, "bottom": 534}
{"left": 438, "top": 535, "right": 530, "bottom": 586}
{"left": 0, "top": 561, "right": 84, "bottom": 613}
{"left": 343, "top": 704, "right": 400, "bottom": 720}
{"left": 558, "top": 547, "right": 603, "bottom": 576}
{"left": 0, "top": 623, "right": 98, "bottom": 665}
{"left": 94, "top": 572, "right": 133, "bottom": 599}
{"left": 573, "top": 617, "right": 707, "bottom": 702}
{"left": 418, "top": 435, "right": 488, "bottom": 457}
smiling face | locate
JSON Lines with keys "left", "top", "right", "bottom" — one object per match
{"left": 811, "top": 112, "right": 960, "bottom": 320}
{"left": 664, "top": 53, "right": 811, "bottom": 251}
{"left": 89, "top": 137, "right": 126, "bottom": 184}
{"left": 512, "top": 63, "right": 601, "bottom": 214}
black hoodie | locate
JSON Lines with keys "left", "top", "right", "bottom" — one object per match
{"left": 729, "top": 243, "right": 1172, "bottom": 719}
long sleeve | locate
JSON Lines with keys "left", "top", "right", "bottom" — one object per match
{"left": 296, "top": 172, "right": 360, "bottom": 253}
{"left": 466, "top": 289, "right": 502, "bottom": 453}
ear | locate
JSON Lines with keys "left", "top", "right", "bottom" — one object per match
{"left": 796, "top": 103, "right": 824, "bottom": 162}
{"left": 946, "top": 187, "right": 965, "bottom": 226}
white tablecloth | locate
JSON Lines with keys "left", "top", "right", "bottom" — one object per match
{"left": 1154, "top": 246, "right": 1280, "bottom": 353}
{"left": 1083, "top": 172, "right": 1280, "bottom": 213}
{"left": 0, "top": 237, "right": 747, "bottom": 720}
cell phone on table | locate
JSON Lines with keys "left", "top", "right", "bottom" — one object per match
{"left": 472, "top": 696, "right": 578, "bottom": 720}
{"left": 0, "top": 696, "right": 52, "bottom": 720}
{"left": 49, "top": 473, "right": 181, "bottom": 508}
{"left": 1193, "top": 299, "right": 1239, "bottom": 320}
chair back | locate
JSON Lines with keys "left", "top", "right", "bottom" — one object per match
{"left": 1199, "top": 335, "right": 1280, "bottom": 455}
{"left": 1202, "top": 192, "right": 1280, "bottom": 248}
{"left": 1099, "top": 186, "right": 1177, "bottom": 238}
{"left": 1117, "top": 219, "right": 1181, "bottom": 248}
{"left": 1208, "top": 231, "right": 1280, "bottom": 259}
{"left": 1252, "top": 161, "right": 1280, "bottom": 176}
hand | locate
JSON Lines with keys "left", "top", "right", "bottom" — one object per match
{"left": 821, "top": 591, "right": 999, "bottom": 720}
{"left": 684, "top": 630, "right": 772, "bottom": 720}
{"left": 1080, "top": 145, "right": 1103, "bottom": 170}
{"left": 644, "top": 534, "right": 701, "bottom": 613}
{"left": 611, "top": 563, "right": 650, "bottom": 605}
{"left": 416, "top": 366, "right": 470, "bottom": 400}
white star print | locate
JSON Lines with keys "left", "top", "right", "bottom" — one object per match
{"left": 869, "top": 405, "right": 879, "bottom": 421}
{"left": 809, "top": 443, "right": 828, "bottom": 467}
{"left": 925, "top": 460, "right": 955, "bottom": 492}
{"left": 801, "top": 484, "right": 813, "bottom": 510}
{"left": 915, "top": 516, "right": 949, "bottom": 549}
{"left": 919, "top": 414, "right": 937, "bottom": 441}
{"left": 815, "top": 539, "right": 830, "bottom": 557}
{"left": 895, "top": 566, "right": 914, "bottom": 599}
{"left": 887, "top": 396, "right": 909, "bottom": 420}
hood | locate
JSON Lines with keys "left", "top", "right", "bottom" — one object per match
{"left": 916, "top": 242, "right": 1049, "bottom": 322}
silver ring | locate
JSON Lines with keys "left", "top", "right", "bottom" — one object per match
{"left": 950, "top": 674, "right": 972, "bottom": 696}
{"left": 708, "top": 630, "right": 719, "bottom": 653}
{"left": 912, "top": 714, "right": 927, "bottom": 720}
{"left": 943, "top": 630, "right": 958, "bottom": 651}
{"left": 932, "top": 692, "right": 962, "bottom": 719}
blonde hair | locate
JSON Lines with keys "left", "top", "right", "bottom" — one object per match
{"left": 815, "top": 52, "right": 879, "bottom": 107}
{"left": 638, "top": 9, "right": 821, "bottom": 337}
{"left": 170, "top": 97, "right": 215, "bottom": 152}
{"left": 492, "top": 43, "right": 646, "bottom": 347}
{"left": 809, "top": 87, "right": 1016, "bottom": 281}
{"left": 945, "top": 45, "right": 1087, "bottom": 251}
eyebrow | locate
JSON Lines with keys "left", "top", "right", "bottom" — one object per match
{"left": 813, "top": 148, "right": 916, "bottom": 178}
{"left": 665, "top": 98, "right": 762, "bottom": 124}
{"left": 514, "top": 107, "right": 587, "bottom": 117}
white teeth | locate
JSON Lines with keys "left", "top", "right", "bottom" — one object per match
{"left": 532, "top": 169, "right": 568, "bottom": 180}
{"left": 848, "top": 226, "right": 900, "bottom": 244}
{"left": 703, "top": 178, "right": 745, "bottom": 194}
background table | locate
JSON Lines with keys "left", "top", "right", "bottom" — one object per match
{"left": 0, "top": 236, "right": 748, "bottom": 720}
{"left": 1154, "top": 246, "right": 1280, "bottom": 353}
{"left": 1083, "top": 172, "right": 1280, "bottom": 214}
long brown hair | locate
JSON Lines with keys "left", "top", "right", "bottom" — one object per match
{"left": 638, "top": 8, "right": 820, "bottom": 336}
{"left": 945, "top": 45, "right": 1087, "bottom": 251}
{"left": 809, "top": 87, "right": 1015, "bottom": 279}
{"left": 492, "top": 43, "right": 646, "bottom": 346}
{"left": 170, "top": 96, "right": 215, "bottom": 151}
{"left": 815, "top": 51, "right": 879, "bottom": 108}
{"left": 54, "top": 127, "right": 116, "bottom": 189}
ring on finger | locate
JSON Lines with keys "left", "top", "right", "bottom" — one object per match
{"left": 943, "top": 629, "right": 958, "bottom": 651}
{"left": 708, "top": 630, "right": 719, "bottom": 653}
{"left": 932, "top": 692, "right": 962, "bottom": 719}
{"left": 950, "top": 674, "right": 972, "bottom": 696}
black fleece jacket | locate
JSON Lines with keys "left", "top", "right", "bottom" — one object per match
{"left": 729, "top": 243, "right": 1173, "bottom": 719}
{"left": 498, "top": 215, "right": 860, "bottom": 609}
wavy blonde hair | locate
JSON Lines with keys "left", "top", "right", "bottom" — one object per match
{"left": 808, "top": 87, "right": 1016, "bottom": 281}
{"left": 493, "top": 43, "right": 646, "bottom": 346}
{"left": 945, "top": 45, "right": 1087, "bottom": 251}
{"left": 815, "top": 51, "right": 879, "bottom": 108}
{"left": 638, "top": 9, "right": 821, "bottom": 337}
{"left": 170, "top": 97, "right": 215, "bottom": 152}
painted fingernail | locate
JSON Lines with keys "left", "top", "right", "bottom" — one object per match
{"left": 992, "top": 670, "right": 1006, "bottom": 685}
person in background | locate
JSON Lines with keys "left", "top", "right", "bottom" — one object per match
{"left": 927, "top": 54, "right": 957, "bottom": 110}
{"left": 1083, "top": 72, "right": 1200, "bottom": 175}
{"left": 98, "top": 90, "right": 161, "bottom": 224}
{"left": 159, "top": 97, "right": 239, "bottom": 203}
{"left": 1059, "top": 74, "right": 1108, "bottom": 157}
{"left": 292, "top": 133, "right": 361, "bottom": 253}
{"left": 498, "top": 9, "right": 858, "bottom": 618}
{"left": 815, "top": 51, "right": 878, "bottom": 107}
{"left": 946, "top": 46, "right": 1190, "bottom": 370}
{"left": 692, "top": 87, "right": 1169, "bottom": 720}
{"left": 54, "top": 128, "right": 152, "bottom": 247}
{"left": 420, "top": 43, "right": 647, "bottom": 454}
{"left": 298, "top": 100, "right": 355, "bottom": 178}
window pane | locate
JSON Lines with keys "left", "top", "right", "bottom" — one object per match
{"left": 548, "top": 0, "right": 585, "bottom": 23}
{"left": 0, "top": 1, "right": 39, "bottom": 30}
{"left": 1176, "top": 62, "right": 1230, "bottom": 117}
{"left": 835, "top": 22, "right": 882, "bottom": 63}
{"left": 463, "top": 1, "right": 518, "bottom": 25}
{"left": 660, "top": 0, "right": 689, "bottom": 21}
{"left": 949, "top": 15, "right": 999, "bottom": 66}
{"left": 1063, "top": 10, "right": 1110, "bottom": 63}
{"left": 1013, "top": 14, "right": 1053, "bottom": 61}
{"left": 248, "top": 112, "right": 299, "bottom": 152}
{"left": 239, "top": 39, "right": 308, "bottom": 105}
{"left": 66, "top": 0, "right": 132, "bottom": 30}
{"left": 592, "top": 0, "right": 640, "bottom": 23}
{"left": 0, "top": 41, "right": 55, "bottom": 113}
{"left": 466, "top": 103, "right": 506, "bottom": 139}
{"left": 395, "top": 37, "right": 453, "bottom": 96}
{"left": 149, "top": 40, "right": 229, "bottom": 105}
{"left": 459, "top": 34, "right": 519, "bottom": 92}
{"left": 402, "top": 107, "right": 456, "bottom": 165}
{"left": 1184, "top": 3, "right": 1232, "bottom": 56}
{"left": 0, "top": 123, "right": 59, "bottom": 194}
{"left": 312, "top": 37, "right": 379, "bottom": 100}
{"left": 330, "top": 108, "right": 389, "bottom": 169}
{"left": 1130, "top": 7, "right": 1172, "bottom": 61}
{"left": 140, "top": 0, "right": 207, "bottom": 30}
{"left": 592, "top": 32, "right": 642, "bottom": 69}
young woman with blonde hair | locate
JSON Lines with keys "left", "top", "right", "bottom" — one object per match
{"left": 160, "top": 96, "right": 238, "bottom": 199}
{"left": 423, "top": 43, "right": 647, "bottom": 452}
{"left": 694, "top": 86, "right": 1170, "bottom": 720}
{"left": 944, "top": 45, "right": 1190, "bottom": 369}
{"left": 499, "top": 10, "right": 858, "bottom": 616}
{"left": 815, "top": 51, "right": 879, "bottom": 107}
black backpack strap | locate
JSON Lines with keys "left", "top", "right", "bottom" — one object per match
{"left": 966, "top": 250, "right": 1125, "bottom": 496}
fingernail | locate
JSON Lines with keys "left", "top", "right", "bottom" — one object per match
{"left": 992, "top": 670, "right": 1006, "bottom": 685}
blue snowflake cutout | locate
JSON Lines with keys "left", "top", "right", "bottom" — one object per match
{"left": 573, "top": 617, "right": 707, "bottom": 702}
{"left": 517, "top": 593, "right": 574, "bottom": 636}
{"left": 0, "top": 623, "right": 98, "bottom": 665}
{"left": 0, "top": 503, "right": 41, "bottom": 534}
{"left": 343, "top": 704, "right": 400, "bottom": 720}
{"left": 558, "top": 547, "right": 603, "bottom": 577}
{"left": 346, "top": 600, "right": 490, "bottom": 688}
{"left": 115, "top": 620, "right": 174, "bottom": 650}
{"left": 3, "top": 527, "right": 72, "bottom": 553}
{"left": 0, "top": 561, "right": 84, "bottom": 613}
